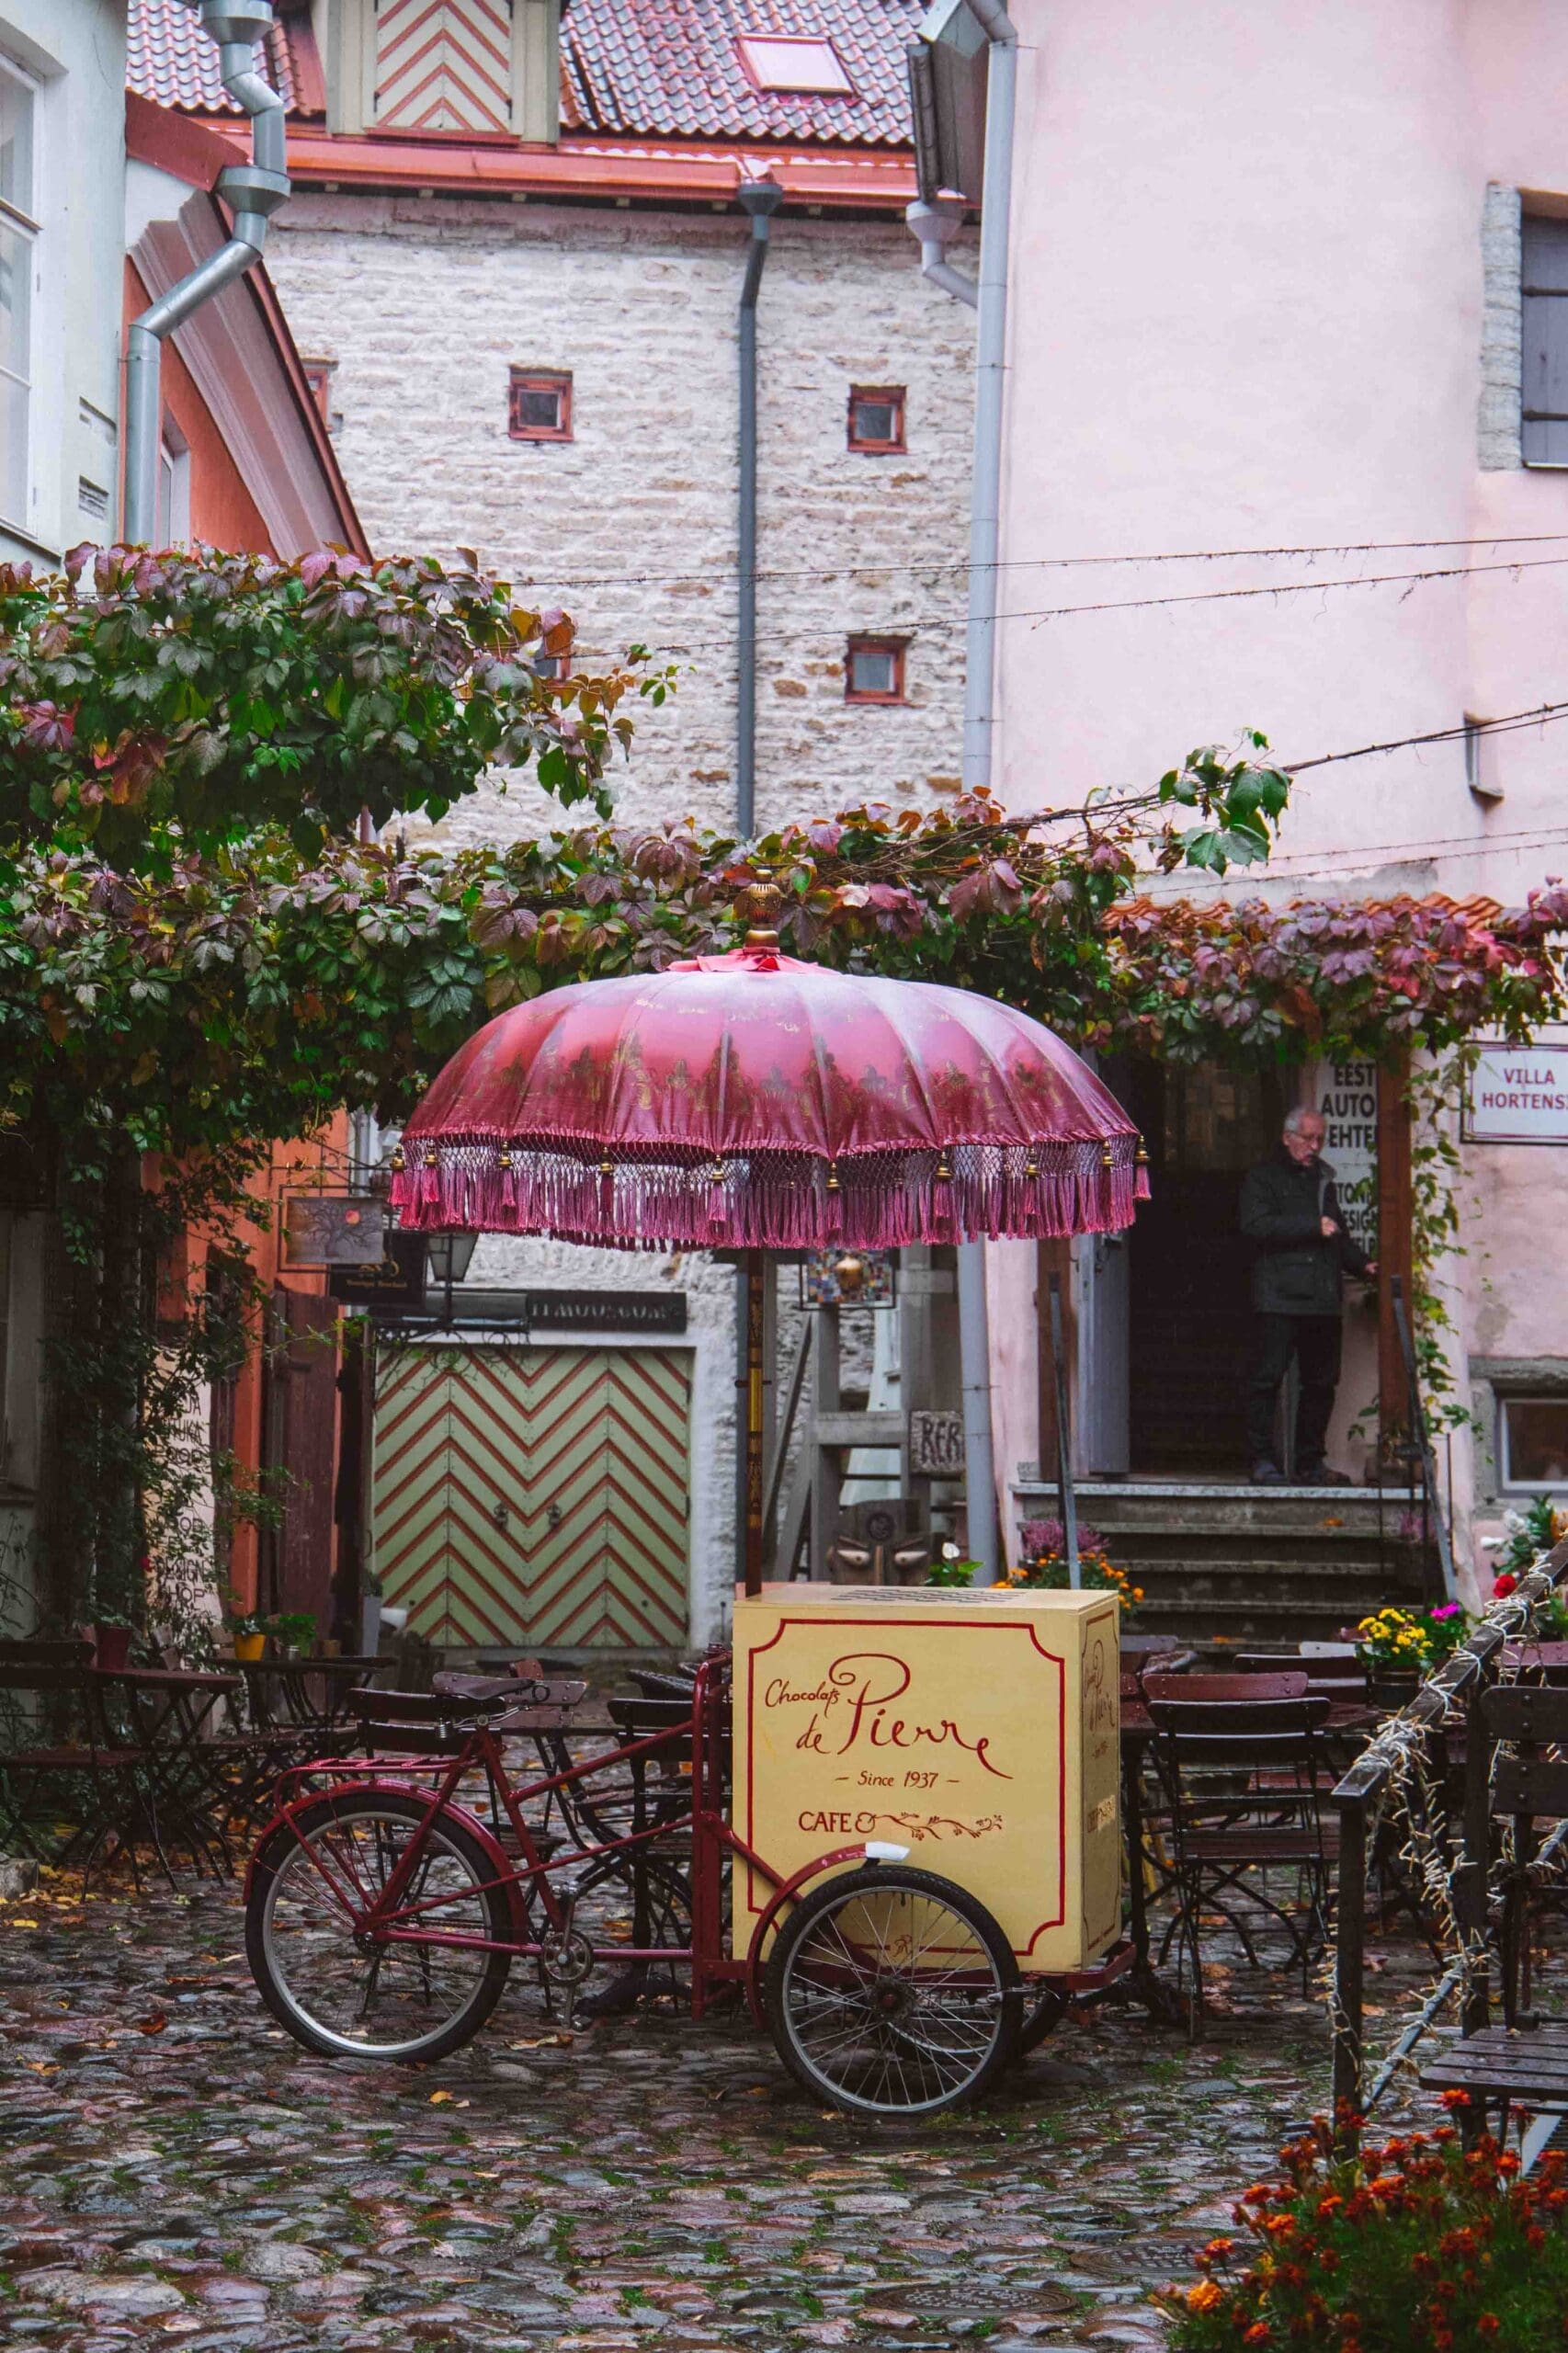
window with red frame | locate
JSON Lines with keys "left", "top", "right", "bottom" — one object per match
{"left": 301, "top": 358, "right": 339, "bottom": 435}
{"left": 847, "top": 385, "right": 904, "bottom": 452}
{"left": 508, "top": 369, "right": 573, "bottom": 442}
{"left": 845, "top": 637, "right": 906, "bottom": 704}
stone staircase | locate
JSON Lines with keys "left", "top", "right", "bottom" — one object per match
{"left": 1012, "top": 1476, "right": 1428, "bottom": 1650}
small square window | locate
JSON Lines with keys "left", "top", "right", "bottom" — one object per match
{"left": 848, "top": 385, "right": 905, "bottom": 453}
{"left": 1500, "top": 1395, "right": 1568, "bottom": 1488}
{"left": 301, "top": 358, "right": 340, "bottom": 435}
{"left": 846, "top": 637, "right": 906, "bottom": 704}
{"left": 735, "top": 35, "right": 854, "bottom": 96}
{"left": 508, "top": 369, "right": 574, "bottom": 442}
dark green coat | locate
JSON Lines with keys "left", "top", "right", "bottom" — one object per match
{"left": 1239, "top": 1147, "right": 1370, "bottom": 1316}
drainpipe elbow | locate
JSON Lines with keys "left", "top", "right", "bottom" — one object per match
{"left": 906, "top": 198, "right": 976, "bottom": 308}
{"left": 964, "top": 0, "right": 1017, "bottom": 40}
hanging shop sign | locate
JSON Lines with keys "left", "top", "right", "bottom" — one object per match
{"left": 527, "top": 1290, "right": 687, "bottom": 1336}
{"left": 328, "top": 1232, "right": 429, "bottom": 1309}
{"left": 283, "top": 1192, "right": 386, "bottom": 1267}
{"left": 1462, "top": 1041, "right": 1568, "bottom": 1144}
{"left": 1311, "top": 1057, "right": 1379, "bottom": 1257}
{"left": 908, "top": 1408, "right": 967, "bottom": 1478}
{"left": 799, "top": 1249, "right": 896, "bottom": 1309}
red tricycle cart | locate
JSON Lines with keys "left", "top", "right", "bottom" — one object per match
{"left": 244, "top": 1654, "right": 1133, "bottom": 2120}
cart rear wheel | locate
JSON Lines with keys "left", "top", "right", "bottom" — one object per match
{"left": 763, "top": 1863, "right": 1021, "bottom": 2118}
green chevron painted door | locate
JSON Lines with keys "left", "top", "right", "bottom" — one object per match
{"left": 371, "top": 1344, "right": 691, "bottom": 1649}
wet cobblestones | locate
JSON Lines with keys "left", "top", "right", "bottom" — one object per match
{"left": 0, "top": 1881, "right": 1417, "bottom": 2353}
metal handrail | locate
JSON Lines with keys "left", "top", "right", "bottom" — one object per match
{"left": 1329, "top": 1534, "right": 1568, "bottom": 2144}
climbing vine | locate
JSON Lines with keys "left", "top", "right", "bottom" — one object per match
{"left": 6, "top": 543, "right": 1568, "bottom": 1619}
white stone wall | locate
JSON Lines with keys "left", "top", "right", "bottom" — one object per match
{"left": 265, "top": 191, "right": 973, "bottom": 837}
{"left": 266, "top": 189, "right": 974, "bottom": 1642}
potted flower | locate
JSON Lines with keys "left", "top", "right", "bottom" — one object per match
{"left": 1009, "top": 1518, "right": 1144, "bottom": 1615}
{"left": 228, "top": 1605, "right": 267, "bottom": 1664}
{"left": 926, "top": 1542, "right": 978, "bottom": 1588}
{"left": 267, "top": 1610, "right": 317, "bottom": 1660}
{"left": 91, "top": 1611, "right": 136, "bottom": 1672}
{"left": 1354, "top": 1601, "right": 1470, "bottom": 1704}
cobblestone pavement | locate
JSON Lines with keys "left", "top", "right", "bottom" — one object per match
{"left": 0, "top": 1878, "right": 1422, "bottom": 2353}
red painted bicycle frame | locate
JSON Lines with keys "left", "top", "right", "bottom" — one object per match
{"left": 246, "top": 1659, "right": 1135, "bottom": 2023}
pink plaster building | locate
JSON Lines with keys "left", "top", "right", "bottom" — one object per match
{"left": 981, "top": 0, "right": 1568, "bottom": 1596}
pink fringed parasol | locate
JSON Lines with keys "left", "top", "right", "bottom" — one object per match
{"left": 388, "top": 926, "right": 1148, "bottom": 1596}
{"left": 390, "top": 944, "right": 1147, "bottom": 1250}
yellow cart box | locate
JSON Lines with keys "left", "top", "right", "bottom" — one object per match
{"left": 732, "top": 1583, "right": 1121, "bottom": 1974}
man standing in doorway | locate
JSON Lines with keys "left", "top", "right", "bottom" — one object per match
{"left": 1241, "top": 1106, "right": 1377, "bottom": 1485}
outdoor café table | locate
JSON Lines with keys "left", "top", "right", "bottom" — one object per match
{"left": 236, "top": 1654, "right": 390, "bottom": 1748}
{"left": 89, "top": 1664, "right": 241, "bottom": 1876}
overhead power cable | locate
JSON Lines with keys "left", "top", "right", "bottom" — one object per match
{"left": 508, "top": 529, "right": 1568, "bottom": 597}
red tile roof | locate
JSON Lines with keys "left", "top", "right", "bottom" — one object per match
{"left": 562, "top": 1, "right": 923, "bottom": 147}
{"left": 128, "top": 0, "right": 308, "bottom": 117}
{"left": 127, "top": 0, "right": 920, "bottom": 150}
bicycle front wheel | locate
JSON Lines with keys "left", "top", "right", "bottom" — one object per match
{"left": 764, "top": 1864, "right": 1021, "bottom": 2118}
{"left": 246, "top": 1789, "right": 513, "bottom": 2063}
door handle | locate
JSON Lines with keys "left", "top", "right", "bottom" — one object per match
{"left": 548, "top": 1503, "right": 562, "bottom": 1530}
{"left": 493, "top": 1503, "right": 509, "bottom": 1529}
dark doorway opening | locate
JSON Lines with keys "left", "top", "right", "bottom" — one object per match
{"left": 1126, "top": 1062, "right": 1288, "bottom": 1478}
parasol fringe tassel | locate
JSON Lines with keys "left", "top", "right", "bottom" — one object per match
{"left": 392, "top": 1133, "right": 1145, "bottom": 1250}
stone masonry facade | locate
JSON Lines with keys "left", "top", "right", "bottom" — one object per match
{"left": 265, "top": 191, "right": 975, "bottom": 1644}
{"left": 267, "top": 193, "right": 975, "bottom": 841}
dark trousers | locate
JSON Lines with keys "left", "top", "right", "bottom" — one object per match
{"left": 1245, "top": 1313, "right": 1343, "bottom": 1472}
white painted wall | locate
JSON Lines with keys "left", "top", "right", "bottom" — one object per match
{"left": 0, "top": 0, "right": 126, "bottom": 563}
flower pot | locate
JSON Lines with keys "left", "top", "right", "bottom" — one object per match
{"left": 233, "top": 1631, "right": 266, "bottom": 1664}
{"left": 94, "top": 1624, "right": 132, "bottom": 1672}
{"left": 1368, "top": 1667, "right": 1423, "bottom": 1710}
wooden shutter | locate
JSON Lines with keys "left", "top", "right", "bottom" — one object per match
{"left": 267, "top": 1290, "right": 341, "bottom": 1625}
{"left": 374, "top": 0, "right": 515, "bottom": 132}
{"left": 1522, "top": 214, "right": 1568, "bottom": 464}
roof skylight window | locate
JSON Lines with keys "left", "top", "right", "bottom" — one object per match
{"left": 735, "top": 36, "right": 855, "bottom": 96}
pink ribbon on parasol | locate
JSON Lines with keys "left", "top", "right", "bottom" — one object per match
{"left": 390, "top": 946, "right": 1148, "bottom": 1250}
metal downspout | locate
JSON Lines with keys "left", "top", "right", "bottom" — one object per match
{"left": 123, "top": 0, "right": 290, "bottom": 541}
{"left": 734, "top": 177, "right": 782, "bottom": 840}
{"left": 910, "top": 1, "right": 1017, "bottom": 1586}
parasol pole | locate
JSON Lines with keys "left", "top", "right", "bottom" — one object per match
{"left": 744, "top": 1247, "right": 767, "bottom": 1596}
{"left": 1048, "top": 1272, "right": 1081, "bottom": 1589}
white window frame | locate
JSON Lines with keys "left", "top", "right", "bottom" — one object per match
{"left": 156, "top": 419, "right": 191, "bottom": 549}
{"left": 0, "top": 51, "right": 40, "bottom": 534}
{"left": 1498, "top": 1392, "right": 1568, "bottom": 1492}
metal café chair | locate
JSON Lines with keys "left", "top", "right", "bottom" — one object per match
{"left": 0, "top": 1640, "right": 151, "bottom": 1885}
{"left": 1144, "top": 1671, "right": 1334, "bottom": 2032}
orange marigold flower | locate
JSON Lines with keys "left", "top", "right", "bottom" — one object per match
{"left": 1244, "top": 2329, "right": 1270, "bottom": 2347}
{"left": 1263, "top": 2215, "right": 1296, "bottom": 2235}
{"left": 1202, "top": 2237, "right": 1235, "bottom": 2259}
{"left": 1528, "top": 2224, "right": 1548, "bottom": 2251}
{"left": 1476, "top": 2319, "right": 1501, "bottom": 2339}
{"left": 1316, "top": 2193, "right": 1345, "bottom": 2217}
{"left": 1439, "top": 2088, "right": 1473, "bottom": 2110}
{"left": 1186, "top": 2278, "right": 1222, "bottom": 2313}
